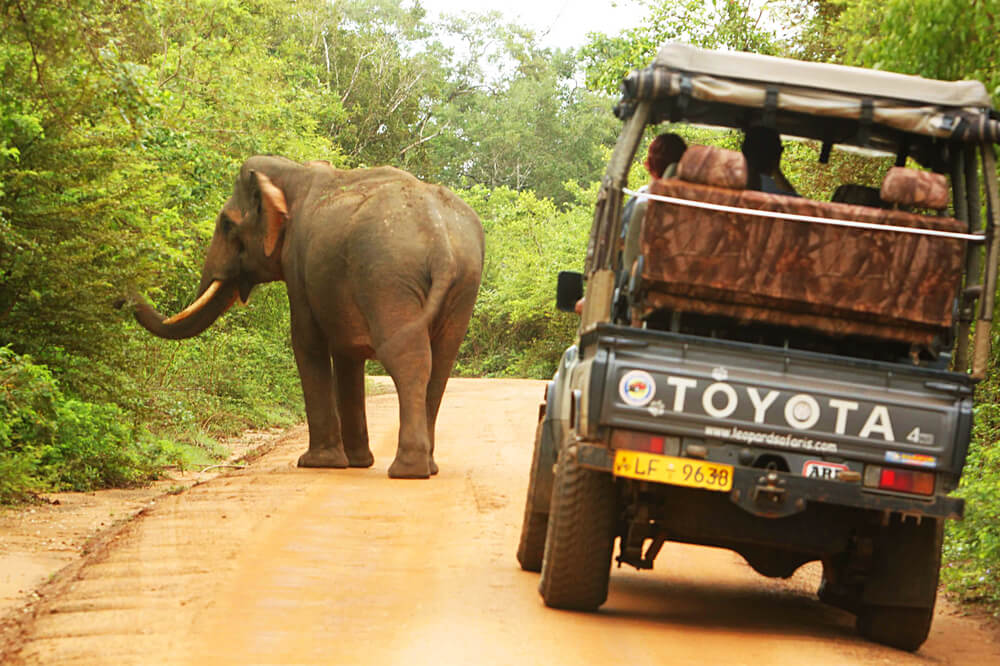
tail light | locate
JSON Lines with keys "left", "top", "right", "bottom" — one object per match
{"left": 610, "top": 429, "right": 679, "bottom": 456}
{"left": 875, "top": 467, "right": 935, "bottom": 495}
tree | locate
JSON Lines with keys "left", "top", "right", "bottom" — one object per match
{"left": 457, "top": 182, "right": 596, "bottom": 377}
{"left": 833, "top": 0, "right": 999, "bottom": 102}
{"left": 581, "top": 0, "right": 781, "bottom": 96}
{"left": 429, "top": 54, "right": 619, "bottom": 202}
{"left": 418, "top": 12, "right": 620, "bottom": 203}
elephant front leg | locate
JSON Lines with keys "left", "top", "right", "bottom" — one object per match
{"left": 334, "top": 352, "right": 374, "bottom": 468}
{"left": 292, "top": 323, "right": 350, "bottom": 469}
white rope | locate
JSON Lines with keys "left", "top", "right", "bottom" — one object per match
{"left": 623, "top": 188, "right": 984, "bottom": 241}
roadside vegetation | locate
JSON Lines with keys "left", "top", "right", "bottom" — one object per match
{"left": 1, "top": 0, "right": 997, "bottom": 613}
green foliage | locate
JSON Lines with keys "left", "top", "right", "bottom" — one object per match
{"left": 834, "top": 0, "right": 1000, "bottom": 103}
{"left": 428, "top": 50, "right": 619, "bottom": 204}
{"left": 944, "top": 352, "right": 1000, "bottom": 613}
{"left": 126, "top": 285, "right": 304, "bottom": 441}
{"left": 776, "top": 0, "right": 847, "bottom": 63}
{"left": 422, "top": 14, "right": 620, "bottom": 203}
{"left": 0, "top": 346, "right": 161, "bottom": 501}
{"left": 456, "top": 184, "right": 593, "bottom": 377}
{"left": 944, "top": 450, "right": 1000, "bottom": 610}
{"left": 0, "top": 0, "right": 338, "bottom": 502}
{"left": 581, "top": 0, "right": 781, "bottom": 96}
{"left": 781, "top": 141, "right": 892, "bottom": 200}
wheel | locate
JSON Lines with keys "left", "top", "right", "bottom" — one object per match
{"left": 538, "top": 444, "right": 616, "bottom": 610}
{"left": 517, "top": 420, "right": 552, "bottom": 572}
{"left": 854, "top": 516, "right": 943, "bottom": 652}
{"left": 856, "top": 606, "right": 933, "bottom": 652}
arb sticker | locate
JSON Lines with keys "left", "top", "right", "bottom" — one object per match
{"left": 802, "top": 460, "right": 848, "bottom": 480}
{"left": 619, "top": 370, "right": 656, "bottom": 407}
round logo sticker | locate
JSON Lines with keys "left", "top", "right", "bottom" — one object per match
{"left": 619, "top": 370, "right": 656, "bottom": 407}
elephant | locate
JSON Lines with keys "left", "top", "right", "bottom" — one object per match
{"left": 129, "top": 156, "right": 484, "bottom": 479}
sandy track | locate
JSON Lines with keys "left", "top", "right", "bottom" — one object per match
{"left": 2, "top": 378, "right": 999, "bottom": 665}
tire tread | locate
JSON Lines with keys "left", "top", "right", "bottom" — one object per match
{"left": 538, "top": 446, "right": 616, "bottom": 610}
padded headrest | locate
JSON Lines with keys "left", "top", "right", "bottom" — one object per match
{"left": 880, "top": 167, "right": 949, "bottom": 210}
{"left": 676, "top": 145, "right": 748, "bottom": 190}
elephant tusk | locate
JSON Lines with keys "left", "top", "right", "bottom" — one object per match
{"left": 163, "top": 280, "right": 226, "bottom": 325}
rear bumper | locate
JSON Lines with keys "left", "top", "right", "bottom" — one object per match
{"left": 574, "top": 443, "right": 964, "bottom": 521}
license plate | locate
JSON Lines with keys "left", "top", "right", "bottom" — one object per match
{"left": 613, "top": 450, "right": 733, "bottom": 492}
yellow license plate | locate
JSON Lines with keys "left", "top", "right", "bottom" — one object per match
{"left": 613, "top": 450, "right": 733, "bottom": 492}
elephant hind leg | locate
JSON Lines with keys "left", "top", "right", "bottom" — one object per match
{"left": 425, "top": 295, "right": 478, "bottom": 475}
{"left": 375, "top": 321, "right": 433, "bottom": 479}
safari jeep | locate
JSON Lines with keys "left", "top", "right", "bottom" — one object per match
{"left": 516, "top": 43, "right": 1000, "bottom": 652}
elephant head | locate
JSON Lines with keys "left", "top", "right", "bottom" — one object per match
{"left": 131, "top": 156, "right": 296, "bottom": 339}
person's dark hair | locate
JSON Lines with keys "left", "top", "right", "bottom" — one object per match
{"left": 645, "top": 133, "right": 687, "bottom": 178}
{"left": 741, "top": 126, "right": 783, "bottom": 173}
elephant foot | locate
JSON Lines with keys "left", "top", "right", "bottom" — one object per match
{"left": 430, "top": 458, "right": 439, "bottom": 476}
{"left": 388, "top": 451, "right": 432, "bottom": 479}
{"left": 346, "top": 449, "right": 375, "bottom": 468}
{"left": 297, "top": 447, "right": 349, "bottom": 468}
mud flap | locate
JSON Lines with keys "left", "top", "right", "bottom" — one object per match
{"left": 529, "top": 416, "right": 559, "bottom": 514}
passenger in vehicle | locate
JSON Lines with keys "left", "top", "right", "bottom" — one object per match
{"left": 622, "top": 133, "right": 687, "bottom": 271}
{"left": 741, "top": 126, "right": 798, "bottom": 196}
{"left": 831, "top": 183, "right": 888, "bottom": 208}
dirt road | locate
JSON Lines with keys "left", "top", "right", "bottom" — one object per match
{"left": 3, "top": 378, "right": 999, "bottom": 665}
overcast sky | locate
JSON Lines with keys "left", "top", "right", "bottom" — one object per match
{"left": 414, "top": 0, "right": 642, "bottom": 49}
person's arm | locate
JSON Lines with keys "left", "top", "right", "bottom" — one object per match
{"left": 622, "top": 197, "right": 648, "bottom": 271}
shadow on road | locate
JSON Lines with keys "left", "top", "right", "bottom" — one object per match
{"left": 601, "top": 572, "right": 856, "bottom": 642}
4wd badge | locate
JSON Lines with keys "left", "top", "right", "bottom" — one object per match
{"left": 619, "top": 370, "right": 656, "bottom": 407}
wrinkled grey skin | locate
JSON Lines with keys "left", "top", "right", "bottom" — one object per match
{"left": 132, "top": 157, "right": 484, "bottom": 478}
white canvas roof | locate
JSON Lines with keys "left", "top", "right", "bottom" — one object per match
{"left": 655, "top": 43, "right": 992, "bottom": 109}
{"left": 618, "top": 43, "right": 1000, "bottom": 144}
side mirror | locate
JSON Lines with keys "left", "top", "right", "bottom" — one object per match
{"left": 556, "top": 271, "right": 584, "bottom": 313}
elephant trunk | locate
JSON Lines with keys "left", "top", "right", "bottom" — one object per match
{"left": 131, "top": 279, "right": 238, "bottom": 340}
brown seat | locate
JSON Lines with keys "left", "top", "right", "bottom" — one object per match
{"left": 674, "top": 144, "right": 748, "bottom": 189}
{"left": 636, "top": 147, "right": 966, "bottom": 345}
{"left": 880, "top": 166, "right": 950, "bottom": 210}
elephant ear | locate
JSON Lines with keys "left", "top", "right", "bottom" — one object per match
{"left": 252, "top": 171, "right": 288, "bottom": 257}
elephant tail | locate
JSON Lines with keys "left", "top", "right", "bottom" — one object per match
{"left": 421, "top": 259, "right": 459, "bottom": 331}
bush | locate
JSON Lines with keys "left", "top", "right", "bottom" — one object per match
{"left": 1, "top": 346, "right": 61, "bottom": 502}
{"left": 943, "top": 444, "right": 1000, "bottom": 613}
{"left": 943, "top": 357, "right": 1000, "bottom": 614}
{"left": 42, "top": 399, "right": 146, "bottom": 490}
{"left": 0, "top": 346, "right": 187, "bottom": 502}
{"left": 125, "top": 283, "right": 304, "bottom": 442}
{"left": 456, "top": 183, "right": 593, "bottom": 378}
